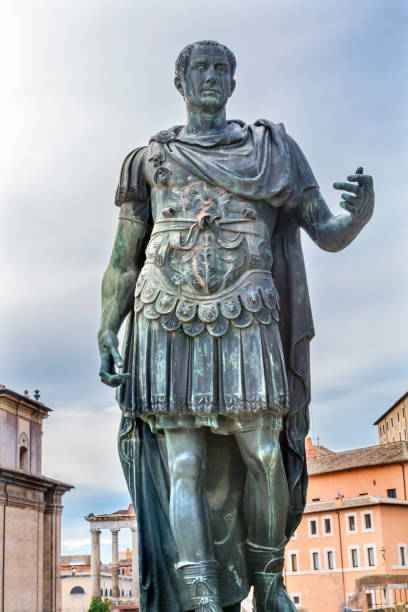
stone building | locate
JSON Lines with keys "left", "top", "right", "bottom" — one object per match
{"left": 0, "top": 385, "right": 72, "bottom": 612}
{"left": 285, "top": 438, "right": 408, "bottom": 611}
{"left": 375, "top": 390, "right": 408, "bottom": 444}
{"left": 61, "top": 569, "right": 132, "bottom": 612}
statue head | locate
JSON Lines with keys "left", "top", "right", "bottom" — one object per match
{"left": 174, "top": 41, "right": 236, "bottom": 112}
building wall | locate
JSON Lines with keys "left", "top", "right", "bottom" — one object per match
{"left": 4, "top": 503, "right": 44, "bottom": 612}
{"left": 285, "top": 503, "right": 408, "bottom": 611}
{"left": 377, "top": 395, "right": 408, "bottom": 444}
{"left": 307, "top": 463, "right": 408, "bottom": 503}
{"left": 31, "top": 420, "right": 42, "bottom": 475}
{"left": 0, "top": 394, "right": 46, "bottom": 473}
{"left": 61, "top": 574, "right": 133, "bottom": 612}
{"left": 380, "top": 505, "right": 408, "bottom": 570}
{"left": 0, "top": 410, "right": 17, "bottom": 468}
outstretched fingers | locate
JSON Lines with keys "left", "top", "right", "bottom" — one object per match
{"left": 333, "top": 182, "right": 360, "bottom": 195}
{"left": 347, "top": 167, "right": 373, "bottom": 186}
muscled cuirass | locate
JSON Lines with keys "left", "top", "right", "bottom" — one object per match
{"left": 134, "top": 145, "right": 280, "bottom": 337}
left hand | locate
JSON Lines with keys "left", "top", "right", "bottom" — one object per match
{"left": 333, "top": 166, "right": 374, "bottom": 225}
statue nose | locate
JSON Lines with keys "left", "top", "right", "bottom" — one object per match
{"left": 204, "top": 66, "right": 217, "bottom": 82}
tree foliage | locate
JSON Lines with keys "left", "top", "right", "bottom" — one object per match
{"left": 88, "top": 596, "right": 110, "bottom": 612}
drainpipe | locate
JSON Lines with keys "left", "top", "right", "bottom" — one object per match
{"left": 399, "top": 463, "right": 407, "bottom": 499}
{"left": 2, "top": 483, "right": 8, "bottom": 612}
{"left": 335, "top": 510, "right": 346, "bottom": 605}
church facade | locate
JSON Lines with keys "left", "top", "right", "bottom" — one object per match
{"left": 0, "top": 385, "right": 72, "bottom": 612}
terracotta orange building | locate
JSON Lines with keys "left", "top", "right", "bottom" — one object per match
{"left": 284, "top": 438, "right": 408, "bottom": 611}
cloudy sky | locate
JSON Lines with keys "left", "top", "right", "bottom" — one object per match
{"left": 1, "top": 0, "right": 407, "bottom": 561}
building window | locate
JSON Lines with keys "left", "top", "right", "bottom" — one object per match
{"left": 349, "top": 546, "right": 360, "bottom": 568}
{"left": 291, "top": 593, "right": 301, "bottom": 607}
{"left": 311, "top": 550, "right": 320, "bottom": 571}
{"left": 386, "top": 421, "right": 389, "bottom": 430}
{"left": 18, "top": 433, "right": 30, "bottom": 471}
{"left": 387, "top": 488, "right": 397, "bottom": 498}
{"left": 398, "top": 544, "right": 407, "bottom": 567}
{"left": 70, "top": 586, "right": 86, "bottom": 594}
{"left": 361, "top": 510, "right": 374, "bottom": 532}
{"left": 397, "top": 411, "right": 400, "bottom": 422}
{"left": 346, "top": 513, "right": 357, "bottom": 533}
{"left": 288, "top": 551, "right": 299, "bottom": 573}
{"left": 312, "top": 497, "right": 320, "bottom": 502}
{"left": 391, "top": 417, "right": 394, "bottom": 427}
{"left": 365, "top": 546, "right": 376, "bottom": 567}
{"left": 325, "top": 548, "right": 335, "bottom": 570}
{"left": 322, "top": 515, "right": 333, "bottom": 536}
{"left": 403, "top": 406, "right": 405, "bottom": 418}
{"left": 308, "top": 518, "right": 319, "bottom": 537}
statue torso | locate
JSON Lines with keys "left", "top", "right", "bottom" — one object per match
{"left": 134, "top": 143, "right": 280, "bottom": 336}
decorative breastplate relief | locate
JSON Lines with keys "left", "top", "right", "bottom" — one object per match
{"left": 146, "top": 181, "right": 273, "bottom": 294}
{"left": 135, "top": 182, "right": 278, "bottom": 337}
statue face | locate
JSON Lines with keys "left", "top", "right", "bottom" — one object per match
{"left": 183, "top": 45, "right": 234, "bottom": 112}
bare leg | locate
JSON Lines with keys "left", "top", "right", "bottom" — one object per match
{"left": 165, "top": 427, "right": 214, "bottom": 562}
{"left": 234, "top": 424, "right": 296, "bottom": 611}
{"left": 165, "top": 428, "right": 223, "bottom": 611}
{"left": 234, "top": 424, "right": 289, "bottom": 546}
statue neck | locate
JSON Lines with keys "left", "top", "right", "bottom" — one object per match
{"left": 184, "top": 105, "right": 227, "bottom": 136}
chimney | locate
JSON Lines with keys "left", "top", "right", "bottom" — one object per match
{"left": 335, "top": 492, "right": 344, "bottom": 507}
{"left": 305, "top": 437, "right": 316, "bottom": 460}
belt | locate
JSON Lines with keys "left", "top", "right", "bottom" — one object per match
{"left": 150, "top": 217, "right": 269, "bottom": 240}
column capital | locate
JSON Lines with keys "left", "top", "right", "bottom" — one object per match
{"left": 130, "top": 526, "right": 137, "bottom": 532}
{"left": 111, "top": 528, "right": 120, "bottom": 534}
{"left": 90, "top": 528, "right": 101, "bottom": 535}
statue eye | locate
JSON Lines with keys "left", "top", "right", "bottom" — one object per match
{"left": 216, "top": 65, "right": 227, "bottom": 72}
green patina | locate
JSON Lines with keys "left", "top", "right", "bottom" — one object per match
{"left": 98, "top": 40, "right": 374, "bottom": 612}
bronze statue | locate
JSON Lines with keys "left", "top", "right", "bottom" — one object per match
{"left": 98, "top": 41, "right": 374, "bottom": 612}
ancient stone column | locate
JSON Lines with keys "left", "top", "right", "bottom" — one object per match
{"left": 131, "top": 526, "right": 139, "bottom": 601}
{"left": 90, "top": 528, "right": 101, "bottom": 598}
{"left": 111, "top": 528, "right": 120, "bottom": 598}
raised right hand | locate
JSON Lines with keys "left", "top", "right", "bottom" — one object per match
{"left": 98, "top": 330, "right": 131, "bottom": 387}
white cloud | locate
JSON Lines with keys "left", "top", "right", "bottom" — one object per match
{"left": 43, "top": 402, "right": 125, "bottom": 490}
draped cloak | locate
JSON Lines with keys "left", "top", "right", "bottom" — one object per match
{"left": 115, "top": 120, "right": 317, "bottom": 611}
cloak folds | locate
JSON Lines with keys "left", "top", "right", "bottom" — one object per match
{"left": 116, "top": 120, "right": 316, "bottom": 611}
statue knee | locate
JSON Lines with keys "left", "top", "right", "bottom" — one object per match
{"left": 170, "top": 451, "right": 204, "bottom": 481}
{"left": 246, "top": 439, "right": 280, "bottom": 477}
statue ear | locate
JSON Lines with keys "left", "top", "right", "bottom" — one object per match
{"left": 174, "top": 76, "right": 184, "bottom": 96}
{"left": 229, "top": 79, "right": 236, "bottom": 97}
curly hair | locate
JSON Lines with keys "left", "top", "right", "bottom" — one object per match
{"left": 174, "top": 40, "right": 236, "bottom": 87}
